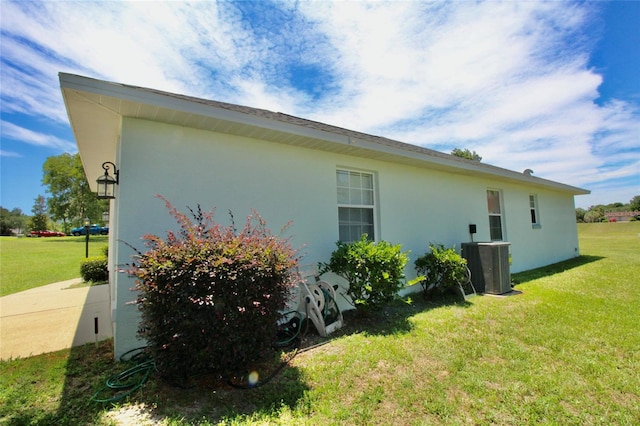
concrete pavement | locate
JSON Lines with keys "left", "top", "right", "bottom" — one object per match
{"left": 0, "top": 278, "right": 112, "bottom": 360}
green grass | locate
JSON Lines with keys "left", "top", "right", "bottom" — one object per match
{"left": 0, "top": 341, "right": 116, "bottom": 425}
{"left": 0, "top": 236, "right": 108, "bottom": 296}
{"left": 1, "top": 223, "right": 638, "bottom": 425}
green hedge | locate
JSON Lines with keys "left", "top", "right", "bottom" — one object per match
{"left": 319, "top": 234, "right": 408, "bottom": 313}
{"left": 80, "top": 256, "right": 108, "bottom": 283}
{"left": 414, "top": 243, "right": 467, "bottom": 298}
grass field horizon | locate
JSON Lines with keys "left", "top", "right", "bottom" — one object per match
{"left": 0, "top": 235, "right": 108, "bottom": 296}
{"left": 0, "top": 223, "right": 638, "bottom": 424}
{"left": 2, "top": 222, "right": 635, "bottom": 296}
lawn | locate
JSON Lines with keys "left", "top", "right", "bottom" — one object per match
{"left": 1, "top": 223, "right": 638, "bottom": 425}
{"left": 0, "top": 235, "right": 108, "bottom": 296}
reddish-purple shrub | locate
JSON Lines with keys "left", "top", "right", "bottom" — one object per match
{"left": 130, "top": 196, "right": 301, "bottom": 379}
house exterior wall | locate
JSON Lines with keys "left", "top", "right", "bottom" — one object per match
{"left": 110, "top": 117, "right": 581, "bottom": 357}
{"left": 503, "top": 188, "right": 579, "bottom": 270}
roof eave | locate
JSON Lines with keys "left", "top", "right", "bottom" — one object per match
{"left": 59, "top": 73, "right": 590, "bottom": 196}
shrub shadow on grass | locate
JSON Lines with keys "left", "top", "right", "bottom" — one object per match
{"left": 0, "top": 341, "right": 116, "bottom": 425}
{"left": 108, "top": 293, "right": 469, "bottom": 422}
{"left": 54, "top": 341, "right": 117, "bottom": 424}
{"left": 512, "top": 255, "right": 604, "bottom": 285}
{"left": 131, "top": 362, "right": 310, "bottom": 423}
{"left": 11, "top": 291, "right": 468, "bottom": 424}
{"left": 318, "top": 291, "right": 472, "bottom": 339}
{"left": 41, "top": 340, "right": 310, "bottom": 424}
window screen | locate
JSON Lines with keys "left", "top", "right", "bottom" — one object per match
{"left": 487, "top": 190, "right": 503, "bottom": 241}
{"left": 529, "top": 194, "right": 540, "bottom": 226}
{"left": 337, "top": 170, "right": 375, "bottom": 242}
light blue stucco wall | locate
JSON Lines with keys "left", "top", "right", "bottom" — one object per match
{"left": 110, "top": 117, "right": 580, "bottom": 357}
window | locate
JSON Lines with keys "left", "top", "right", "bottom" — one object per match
{"left": 337, "top": 169, "right": 375, "bottom": 242}
{"left": 487, "top": 189, "right": 503, "bottom": 241}
{"left": 529, "top": 194, "right": 541, "bottom": 227}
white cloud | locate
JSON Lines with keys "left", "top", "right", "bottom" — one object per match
{"left": 0, "top": 121, "right": 77, "bottom": 152}
{"left": 0, "top": 0, "right": 637, "bottom": 206}
{"left": 0, "top": 150, "right": 22, "bottom": 158}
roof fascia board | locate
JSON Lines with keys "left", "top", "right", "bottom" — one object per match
{"left": 348, "top": 135, "right": 589, "bottom": 194}
{"left": 59, "top": 73, "right": 351, "bottom": 146}
{"left": 59, "top": 73, "right": 590, "bottom": 195}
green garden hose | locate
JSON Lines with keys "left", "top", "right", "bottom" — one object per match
{"left": 91, "top": 348, "right": 156, "bottom": 403}
{"left": 91, "top": 309, "right": 307, "bottom": 402}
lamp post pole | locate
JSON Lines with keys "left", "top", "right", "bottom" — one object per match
{"left": 84, "top": 217, "right": 90, "bottom": 258}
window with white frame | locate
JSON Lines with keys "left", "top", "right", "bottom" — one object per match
{"left": 529, "top": 194, "right": 540, "bottom": 227}
{"left": 487, "top": 189, "right": 504, "bottom": 241}
{"left": 337, "top": 169, "right": 375, "bottom": 242}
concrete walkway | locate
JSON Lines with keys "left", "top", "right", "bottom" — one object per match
{"left": 0, "top": 279, "right": 112, "bottom": 360}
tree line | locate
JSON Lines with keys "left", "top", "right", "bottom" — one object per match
{"left": 576, "top": 196, "right": 640, "bottom": 223}
{"left": 1, "top": 153, "right": 109, "bottom": 235}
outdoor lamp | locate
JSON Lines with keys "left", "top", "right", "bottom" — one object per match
{"left": 84, "top": 217, "right": 90, "bottom": 258}
{"left": 96, "top": 161, "right": 119, "bottom": 199}
{"left": 101, "top": 211, "right": 109, "bottom": 223}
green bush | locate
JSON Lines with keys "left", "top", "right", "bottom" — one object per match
{"left": 414, "top": 243, "right": 467, "bottom": 298}
{"left": 318, "top": 234, "right": 408, "bottom": 313}
{"left": 80, "top": 256, "right": 108, "bottom": 282}
{"left": 130, "top": 197, "right": 300, "bottom": 380}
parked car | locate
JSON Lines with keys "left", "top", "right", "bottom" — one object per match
{"left": 70, "top": 224, "right": 109, "bottom": 236}
{"left": 29, "top": 230, "right": 66, "bottom": 237}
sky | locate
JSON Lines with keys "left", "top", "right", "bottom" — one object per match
{"left": 1, "top": 0, "right": 638, "bottom": 213}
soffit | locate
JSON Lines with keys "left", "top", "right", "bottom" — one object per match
{"left": 60, "top": 73, "right": 589, "bottom": 195}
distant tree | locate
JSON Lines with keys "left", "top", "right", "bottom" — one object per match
{"left": 578, "top": 197, "right": 640, "bottom": 223}
{"left": 451, "top": 148, "right": 482, "bottom": 162}
{"left": 0, "top": 207, "right": 12, "bottom": 235}
{"left": 0, "top": 207, "right": 28, "bottom": 235}
{"left": 604, "top": 202, "right": 625, "bottom": 212}
{"left": 30, "top": 195, "right": 49, "bottom": 230}
{"left": 42, "top": 153, "right": 108, "bottom": 232}
{"left": 11, "top": 207, "right": 27, "bottom": 234}
{"left": 584, "top": 209, "right": 603, "bottom": 223}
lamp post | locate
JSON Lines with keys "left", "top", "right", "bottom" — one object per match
{"left": 84, "top": 217, "right": 90, "bottom": 258}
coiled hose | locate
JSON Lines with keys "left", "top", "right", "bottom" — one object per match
{"left": 91, "top": 310, "right": 307, "bottom": 403}
{"left": 91, "top": 347, "right": 155, "bottom": 403}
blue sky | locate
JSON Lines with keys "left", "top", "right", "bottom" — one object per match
{"left": 1, "top": 1, "right": 638, "bottom": 213}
